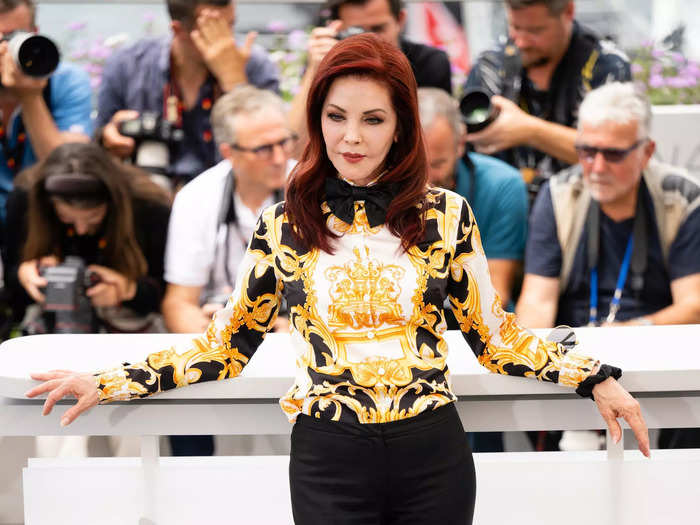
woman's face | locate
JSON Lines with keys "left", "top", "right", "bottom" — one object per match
{"left": 52, "top": 199, "right": 108, "bottom": 236}
{"left": 321, "top": 75, "right": 398, "bottom": 186}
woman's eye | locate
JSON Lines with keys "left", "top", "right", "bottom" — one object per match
{"left": 327, "top": 112, "right": 344, "bottom": 121}
{"left": 365, "top": 116, "right": 384, "bottom": 125}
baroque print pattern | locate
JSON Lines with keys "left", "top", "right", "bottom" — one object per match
{"left": 95, "top": 189, "right": 598, "bottom": 424}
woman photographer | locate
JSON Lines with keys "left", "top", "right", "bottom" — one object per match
{"left": 4, "top": 142, "right": 170, "bottom": 334}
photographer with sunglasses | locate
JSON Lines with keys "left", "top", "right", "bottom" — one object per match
{"left": 517, "top": 81, "right": 700, "bottom": 333}
{"left": 161, "top": 85, "right": 293, "bottom": 457}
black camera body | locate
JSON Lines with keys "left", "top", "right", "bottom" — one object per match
{"left": 118, "top": 112, "right": 184, "bottom": 176}
{"left": 41, "top": 256, "right": 101, "bottom": 334}
{"left": 336, "top": 26, "right": 367, "bottom": 40}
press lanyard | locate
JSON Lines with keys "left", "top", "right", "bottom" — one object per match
{"left": 585, "top": 182, "right": 648, "bottom": 326}
{"left": 588, "top": 234, "right": 633, "bottom": 326}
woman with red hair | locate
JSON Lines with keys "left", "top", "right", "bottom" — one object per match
{"left": 29, "top": 34, "right": 649, "bottom": 524}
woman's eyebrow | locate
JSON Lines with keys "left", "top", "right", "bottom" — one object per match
{"left": 326, "top": 104, "right": 387, "bottom": 115}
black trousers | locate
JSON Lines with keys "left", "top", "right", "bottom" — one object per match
{"left": 289, "top": 403, "right": 476, "bottom": 525}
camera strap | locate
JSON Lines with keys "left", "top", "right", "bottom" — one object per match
{"left": 214, "top": 169, "right": 284, "bottom": 288}
{"left": 586, "top": 184, "right": 648, "bottom": 326}
{"left": 0, "top": 79, "right": 52, "bottom": 174}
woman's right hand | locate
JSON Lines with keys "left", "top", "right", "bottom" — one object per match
{"left": 25, "top": 370, "right": 100, "bottom": 426}
{"left": 17, "top": 256, "right": 59, "bottom": 303}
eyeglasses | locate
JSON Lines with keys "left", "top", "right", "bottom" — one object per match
{"left": 574, "top": 139, "right": 646, "bottom": 164}
{"left": 231, "top": 135, "right": 298, "bottom": 160}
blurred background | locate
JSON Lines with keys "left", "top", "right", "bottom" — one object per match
{"left": 36, "top": 0, "right": 700, "bottom": 105}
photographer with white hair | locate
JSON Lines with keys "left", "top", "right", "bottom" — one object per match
{"left": 517, "top": 82, "right": 700, "bottom": 330}
{"left": 161, "top": 84, "right": 294, "bottom": 456}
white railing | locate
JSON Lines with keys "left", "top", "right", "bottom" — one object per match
{"left": 2, "top": 325, "right": 700, "bottom": 524}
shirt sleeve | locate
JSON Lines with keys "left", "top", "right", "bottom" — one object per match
{"left": 481, "top": 172, "right": 528, "bottom": 261}
{"left": 95, "top": 52, "right": 127, "bottom": 128}
{"left": 447, "top": 197, "right": 596, "bottom": 388}
{"left": 428, "top": 50, "right": 453, "bottom": 95}
{"left": 668, "top": 206, "right": 700, "bottom": 281}
{"left": 245, "top": 47, "right": 280, "bottom": 94}
{"left": 94, "top": 209, "right": 283, "bottom": 402}
{"left": 464, "top": 51, "right": 502, "bottom": 97}
{"left": 163, "top": 184, "right": 215, "bottom": 287}
{"left": 591, "top": 48, "right": 632, "bottom": 88}
{"left": 49, "top": 64, "right": 94, "bottom": 136}
{"left": 523, "top": 182, "right": 562, "bottom": 277}
{"left": 122, "top": 201, "right": 170, "bottom": 315}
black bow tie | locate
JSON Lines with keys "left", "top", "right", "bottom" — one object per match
{"left": 325, "top": 176, "right": 398, "bottom": 228}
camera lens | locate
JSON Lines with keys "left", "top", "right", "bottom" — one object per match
{"left": 12, "top": 34, "right": 60, "bottom": 77}
{"left": 459, "top": 89, "right": 499, "bottom": 133}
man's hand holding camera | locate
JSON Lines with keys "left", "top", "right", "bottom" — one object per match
{"left": 86, "top": 265, "right": 137, "bottom": 307}
{"left": 469, "top": 96, "right": 536, "bottom": 155}
{"left": 190, "top": 8, "right": 256, "bottom": 92}
{"left": 102, "top": 109, "right": 140, "bottom": 160}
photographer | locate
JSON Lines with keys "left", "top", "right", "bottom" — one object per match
{"left": 3, "top": 142, "right": 171, "bottom": 334}
{"left": 288, "top": 0, "right": 452, "bottom": 149}
{"left": 465, "top": 0, "right": 630, "bottom": 194}
{"left": 161, "top": 85, "right": 292, "bottom": 456}
{"left": 96, "top": 0, "right": 279, "bottom": 183}
{"left": 0, "top": 0, "right": 92, "bottom": 225}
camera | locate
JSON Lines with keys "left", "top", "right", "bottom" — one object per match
{"left": 336, "top": 26, "right": 366, "bottom": 40}
{"left": 118, "top": 112, "right": 184, "bottom": 177}
{"left": 41, "top": 256, "right": 101, "bottom": 334}
{"left": 1, "top": 31, "right": 59, "bottom": 79}
{"left": 459, "top": 88, "right": 500, "bottom": 133}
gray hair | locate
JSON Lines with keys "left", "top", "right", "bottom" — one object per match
{"left": 417, "top": 88, "right": 463, "bottom": 143}
{"left": 577, "top": 82, "right": 652, "bottom": 139}
{"left": 505, "top": 0, "right": 571, "bottom": 15}
{"left": 211, "top": 85, "right": 286, "bottom": 146}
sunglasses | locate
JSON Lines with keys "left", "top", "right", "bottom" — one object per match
{"left": 574, "top": 139, "right": 646, "bottom": 163}
{"left": 231, "top": 134, "right": 298, "bottom": 161}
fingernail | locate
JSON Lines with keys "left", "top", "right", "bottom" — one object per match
{"left": 60, "top": 418, "right": 69, "bottom": 427}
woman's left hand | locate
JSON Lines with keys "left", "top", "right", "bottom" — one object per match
{"left": 86, "top": 265, "right": 137, "bottom": 307}
{"left": 592, "top": 377, "right": 651, "bottom": 457}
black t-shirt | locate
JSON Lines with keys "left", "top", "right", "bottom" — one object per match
{"left": 525, "top": 181, "right": 700, "bottom": 327}
{"left": 400, "top": 38, "right": 452, "bottom": 94}
{"left": 465, "top": 22, "right": 631, "bottom": 177}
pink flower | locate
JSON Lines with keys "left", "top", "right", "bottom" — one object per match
{"left": 68, "top": 21, "right": 86, "bottom": 31}
{"left": 648, "top": 74, "right": 665, "bottom": 88}
{"left": 287, "top": 29, "right": 308, "bottom": 51}
{"left": 631, "top": 63, "right": 643, "bottom": 75}
{"left": 267, "top": 21, "right": 287, "bottom": 33}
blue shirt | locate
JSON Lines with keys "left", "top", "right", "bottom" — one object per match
{"left": 525, "top": 180, "right": 700, "bottom": 327}
{"left": 96, "top": 37, "right": 279, "bottom": 181}
{"left": 454, "top": 153, "right": 528, "bottom": 261}
{"left": 0, "top": 62, "right": 93, "bottom": 223}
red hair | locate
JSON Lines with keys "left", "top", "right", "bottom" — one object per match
{"left": 285, "top": 33, "right": 428, "bottom": 253}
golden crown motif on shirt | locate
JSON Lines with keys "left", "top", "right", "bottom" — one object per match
{"left": 325, "top": 246, "right": 405, "bottom": 329}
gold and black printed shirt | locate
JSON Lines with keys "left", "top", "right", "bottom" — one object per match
{"left": 95, "top": 188, "right": 597, "bottom": 423}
